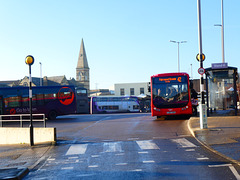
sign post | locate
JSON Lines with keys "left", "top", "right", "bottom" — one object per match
{"left": 25, "top": 55, "right": 35, "bottom": 146}
{"left": 197, "top": 0, "right": 207, "bottom": 129}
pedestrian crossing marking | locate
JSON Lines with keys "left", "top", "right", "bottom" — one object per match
{"left": 65, "top": 138, "right": 193, "bottom": 156}
{"left": 103, "top": 142, "right": 123, "bottom": 152}
{"left": 66, "top": 144, "right": 88, "bottom": 155}
{"left": 136, "top": 140, "right": 160, "bottom": 150}
{"left": 171, "top": 138, "right": 197, "bottom": 148}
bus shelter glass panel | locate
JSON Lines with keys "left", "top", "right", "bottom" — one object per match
{"left": 207, "top": 70, "right": 235, "bottom": 110}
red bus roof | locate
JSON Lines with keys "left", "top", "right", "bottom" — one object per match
{"left": 151, "top": 72, "right": 189, "bottom": 78}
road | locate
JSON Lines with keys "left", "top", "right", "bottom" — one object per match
{"left": 24, "top": 113, "right": 240, "bottom": 179}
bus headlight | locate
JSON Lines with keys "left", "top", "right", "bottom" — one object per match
{"left": 182, "top": 106, "right": 188, "bottom": 111}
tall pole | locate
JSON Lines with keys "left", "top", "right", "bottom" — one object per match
{"left": 214, "top": 0, "right": 225, "bottom": 63}
{"left": 25, "top": 55, "right": 35, "bottom": 146}
{"left": 177, "top": 42, "right": 180, "bottom": 72}
{"left": 221, "top": 0, "right": 225, "bottom": 63}
{"left": 197, "top": 0, "right": 207, "bottom": 129}
{"left": 29, "top": 65, "right": 33, "bottom": 146}
{"left": 170, "top": 40, "right": 187, "bottom": 73}
{"left": 40, "top": 62, "right": 42, "bottom": 86}
{"left": 191, "top": 64, "right": 193, "bottom": 79}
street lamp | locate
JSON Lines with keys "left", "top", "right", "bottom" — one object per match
{"left": 190, "top": 64, "right": 193, "bottom": 79}
{"left": 214, "top": 0, "right": 225, "bottom": 63}
{"left": 25, "top": 55, "right": 34, "bottom": 146}
{"left": 170, "top": 40, "right": 187, "bottom": 72}
{"left": 197, "top": 0, "right": 207, "bottom": 129}
{"left": 39, "top": 62, "right": 42, "bottom": 86}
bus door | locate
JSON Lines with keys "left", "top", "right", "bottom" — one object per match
{"left": 122, "top": 101, "right": 128, "bottom": 111}
{"left": 0, "top": 96, "right": 3, "bottom": 115}
{"left": 127, "top": 101, "right": 133, "bottom": 111}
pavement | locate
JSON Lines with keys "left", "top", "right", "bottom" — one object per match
{"left": 0, "top": 110, "right": 240, "bottom": 179}
{"left": 0, "top": 143, "right": 54, "bottom": 180}
{"left": 189, "top": 110, "right": 240, "bottom": 165}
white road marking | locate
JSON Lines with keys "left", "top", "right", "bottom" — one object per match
{"left": 61, "top": 167, "right": 74, "bottom": 170}
{"left": 68, "top": 156, "right": 78, "bottom": 159}
{"left": 47, "top": 158, "right": 55, "bottom": 161}
{"left": 229, "top": 165, "right": 240, "bottom": 180}
{"left": 143, "top": 160, "right": 155, "bottom": 163}
{"left": 77, "top": 174, "right": 95, "bottom": 177}
{"left": 208, "top": 164, "right": 232, "bottom": 168}
{"left": 88, "top": 165, "right": 99, "bottom": 168}
{"left": 171, "top": 138, "right": 197, "bottom": 148}
{"left": 66, "top": 144, "right": 88, "bottom": 155}
{"left": 131, "top": 169, "right": 143, "bottom": 172}
{"left": 103, "top": 142, "right": 123, "bottom": 152}
{"left": 136, "top": 140, "right": 160, "bottom": 150}
{"left": 91, "top": 155, "right": 100, "bottom": 158}
{"left": 116, "top": 163, "right": 128, "bottom": 166}
{"left": 197, "top": 157, "right": 209, "bottom": 160}
{"left": 209, "top": 164, "right": 240, "bottom": 180}
{"left": 138, "top": 151, "right": 149, "bottom": 154}
{"left": 185, "top": 149, "right": 195, "bottom": 152}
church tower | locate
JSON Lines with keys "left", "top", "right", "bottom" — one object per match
{"left": 76, "top": 39, "right": 90, "bottom": 93}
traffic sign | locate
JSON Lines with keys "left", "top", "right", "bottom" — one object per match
{"left": 198, "top": 67, "right": 205, "bottom": 75}
{"left": 196, "top": 53, "right": 206, "bottom": 61}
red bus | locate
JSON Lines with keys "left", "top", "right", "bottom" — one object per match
{"left": 0, "top": 86, "right": 87, "bottom": 119}
{"left": 151, "top": 73, "right": 192, "bottom": 118}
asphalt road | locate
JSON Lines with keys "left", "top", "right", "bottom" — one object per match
{"left": 23, "top": 113, "right": 240, "bottom": 179}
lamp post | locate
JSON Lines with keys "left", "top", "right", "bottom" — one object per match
{"left": 170, "top": 40, "right": 187, "bottom": 72}
{"left": 214, "top": 0, "right": 225, "bottom": 63}
{"left": 39, "top": 62, "right": 42, "bottom": 86}
{"left": 197, "top": 0, "right": 207, "bottom": 129}
{"left": 25, "top": 55, "right": 34, "bottom": 146}
{"left": 190, "top": 64, "right": 193, "bottom": 79}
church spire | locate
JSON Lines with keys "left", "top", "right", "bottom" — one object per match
{"left": 76, "top": 39, "right": 90, "bottom": 93}
{"left": 77, "top": 39, "right": 89, "bottom": 69}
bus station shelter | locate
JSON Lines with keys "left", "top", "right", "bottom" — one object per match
{"left": 205, "top": 63, "right": 238, "bottom": 116}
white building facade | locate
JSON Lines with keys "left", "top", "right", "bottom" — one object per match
{"left": 114, "top": 82, "right": 150, "bottom": 96}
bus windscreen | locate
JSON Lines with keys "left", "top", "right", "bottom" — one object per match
{"left": 152, "top": 76, "right": 189, "bottom": 108}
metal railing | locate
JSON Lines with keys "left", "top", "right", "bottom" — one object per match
{"left": 0, "top": 114, "right": 46, "bottom": 127}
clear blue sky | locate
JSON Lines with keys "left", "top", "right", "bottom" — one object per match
{"left": 0, "top": 0, "right": 239, "bottom": 90}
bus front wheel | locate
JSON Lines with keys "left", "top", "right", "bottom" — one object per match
{"left": 48, "top": 110, "right": 57, "bottom": 120}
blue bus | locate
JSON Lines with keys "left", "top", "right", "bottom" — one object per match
{"left": 0, "top": 86, "right": 88, "bottom": 119}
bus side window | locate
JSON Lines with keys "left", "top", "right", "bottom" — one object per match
{"left": 44, "top": 93, "right": 57, "bottom": 103}
{"left": 0, "top": 97, "right": 3, "bottom": 115}
{"left": 32, "top": 95, "right": 37, "bottom": 106}
{"left": 22, "top": 96, "right": 29, "bottom": 107}
{"left": 36, "top": 94, "right": 44, "bottom": 106}
{"left": 77, "top": 89, "right": 87, "bottom": 96}
{"left": 4, "top": 96, "right": 21, "bottom": 107}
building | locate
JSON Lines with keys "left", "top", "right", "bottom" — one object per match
{"left": 89, "top": 89, "right": 114, "bottom": 96}
{"left": 114, "top": 82, "right": 150, "bottom": 96}
{"left": 0, "top": 80, "right": 20, "bottom": 87}
{"left": 17, "top": 76, "right": 78, "bottom": 87}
